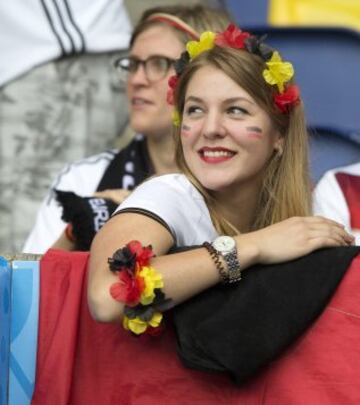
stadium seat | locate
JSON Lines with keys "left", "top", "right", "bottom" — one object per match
{"left": 309, "top": 127, "right": 360, "bottom": 183}
{"left": 247, "top": 27, "right": 360, "bottom": 135}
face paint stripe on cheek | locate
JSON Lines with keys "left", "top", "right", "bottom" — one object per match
{"left": 181, "top": 124, "right": 191, "bottom": 136}
{"left": 246, "top": 126, "right": 263, "bottom": 139}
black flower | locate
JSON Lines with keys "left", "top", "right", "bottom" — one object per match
{"left": 174, "top": 51, "right": 190, "bottom": 76}
{"left": 244, "top": 34, "right": 274, "bottom": 61}
{"left": 108, "top": 247, "right": 136, "bottom": 273}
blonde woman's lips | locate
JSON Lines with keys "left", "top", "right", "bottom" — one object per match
{"left": 198, "top": 146, "right": 236, "bottom": 164}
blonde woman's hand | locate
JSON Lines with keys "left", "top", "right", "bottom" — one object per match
{"left": 241, "top": 216, "right": 355, "bottom": 265}
{"left": 93, "top": 189, "right": 131, "bottom": 205}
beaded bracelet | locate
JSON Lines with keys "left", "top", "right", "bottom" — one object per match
{"left": 108, "top": 240, "right": 172, "bottom": 336}
{"left": 202, "top": 241, "right": 229, "bottom": 283}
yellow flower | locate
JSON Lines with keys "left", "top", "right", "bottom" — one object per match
{"left": 148, "top": 312, "right": 163, "bottom": 328}
{"left": 123, "top": 312, "right": 163, "bottom": 335}
{"left": 186, "top": 31, "right": 216, "bottom": 60}
{"left": 262, "top": 51, "right": 294, "bottom": 93}
{"left": 172, "top": 109, "right": 181, "bottom": 127}
{"left": 139, "top": 265, "right": 164, "bottom": 305}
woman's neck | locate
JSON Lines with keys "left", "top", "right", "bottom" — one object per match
{"left": 213, "top": 180, "right": 262, "bottom": 233}
{"left": 146, "top": 133, "right": 179, "bottom": 175}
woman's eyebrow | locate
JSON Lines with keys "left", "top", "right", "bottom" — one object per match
{"left": 185, "top": 96, "right": 203, "bottom": 103}
{"left": 224, "top": 97, "right": 255, "bottom": 105}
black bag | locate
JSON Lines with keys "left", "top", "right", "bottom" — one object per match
{"left": 173, "top": 246, "right": 360, "bottom": 384}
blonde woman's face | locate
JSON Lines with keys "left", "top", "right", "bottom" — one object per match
{"left": 127, "top": 25, "right": 184, "bottom": 138}
{"left": 181, "top": 65, "right": 283, "bottom": 194}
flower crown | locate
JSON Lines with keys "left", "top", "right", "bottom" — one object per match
{"left": 168, "top": 24, "right": 300, "bottom": 123}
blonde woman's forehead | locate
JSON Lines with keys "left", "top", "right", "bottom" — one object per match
{"left": 185, "top": 66, "right": 256, "bottom": 106}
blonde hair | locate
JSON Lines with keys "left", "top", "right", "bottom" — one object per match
{"left": 130, "top": 5, "right": 232, "bottom": 48}
{"left": 174, "top": 46, "right": 312, "bottom": 235}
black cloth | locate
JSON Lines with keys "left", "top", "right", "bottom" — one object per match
{"left": 55, "top": 136, "right": 153, "bottom": 250}
{"left": 96, "top": 135, "right": 153, "bottom": 192}
{"left": 173, "top": 246, "right": 360, "bottom": 384}
{"left": 55, "top": 190, "right": 118, "bottom": 251}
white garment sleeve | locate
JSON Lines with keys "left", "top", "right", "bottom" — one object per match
{"left": 23, "top": 152, "right": 113, "bottom": 254}
{"left": 115, "top": 174, "right": 218, "bottom": 247}
{"left": 313, "top": 170, "right": 351, "bottom": 230}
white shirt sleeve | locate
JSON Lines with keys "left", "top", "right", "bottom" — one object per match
{"left": 313, "top": 170, "right": 351, "bottom": 229}
{"left": 313, "top": 163, "right": 360, "bottom": 244}
{"left": 23, "top": 152, "right": 114, "bottom": 254}
{"left": 115, "top": 174, "right": 218, "bottom": 247}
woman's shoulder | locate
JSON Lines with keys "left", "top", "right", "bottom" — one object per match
{"left": 138, "top": 173, "right": 203, "bottom": 198}
{"left": 116, "top": 173, "right": 217, "bottom": 246}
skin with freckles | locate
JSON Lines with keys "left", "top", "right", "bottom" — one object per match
{"left": 181, "top": 65, "right": 283, "bottom": 198}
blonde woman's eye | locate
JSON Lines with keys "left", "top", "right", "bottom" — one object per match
{"left": 186, "top": 105, "right": 203, "bottom": 115}
{"left": 228, "top": 106, "right": 248, "bottom": 115}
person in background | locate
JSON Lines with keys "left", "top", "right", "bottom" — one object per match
{"left": 0, "top": 0, "right": 132, "bottom": 253}
{"left": 87, "top": 24, "right": 354, "bottom": 329}
{"left": 313, "top": 162, "right": 360, "bottom": 244}
{"left": 23, "top": 5, "right": 231, "bottom": 254}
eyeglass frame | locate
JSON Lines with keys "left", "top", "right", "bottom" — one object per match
{"left": 114, "top": 55, "right": 176, "bottom": 83}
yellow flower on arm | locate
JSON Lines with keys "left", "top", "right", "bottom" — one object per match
{"left": 263, "top": 51, "right": 294, "bottom": 93}
{"left": 123, "top": 315, "right": 147, "bottom": 335}
{"left": 186, "top": 31, "right": 216, "bottom": 60}
{"left": 139, "top": 266, "right": 164, "bottom": 305}
{"left": 148, "top": 312, "right": 163, "bottom": 328}
{"left": 123, "top": 312, "right": 163, "bottom": 335}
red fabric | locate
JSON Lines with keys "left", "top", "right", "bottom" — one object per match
{"left": 336, "top": 172, "right": 360, "bottom": 229}
{"left": 32, "top": 249, "right": 360, "bottom": 405}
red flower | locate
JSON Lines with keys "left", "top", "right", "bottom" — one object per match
{"left": 166, "top": 75, "right": 178, "bottom": 105}
{"left": 144, "top": 324, "right": 164, "bottom": 337}
{"left": 110, "top": 271, "right": 145, "bottom": 306}
{"left": 274, "top": 84, "right": 300, "bottom": 113}
{"left": 127, "top": 240, "right": 154, "bottom": 267}
{"left": 215, "top": 24, "right": 250, "bottom": 49}
{"left": 168, "top": 75, "right": 178, "bottom": 89}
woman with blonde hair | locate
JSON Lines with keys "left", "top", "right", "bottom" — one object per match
{"left": 88, "top": 23, "right": 354, "bottom": 330}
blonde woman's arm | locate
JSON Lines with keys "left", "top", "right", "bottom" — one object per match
{"left": 88, "top": 212, "right": 353, "bottom": 323}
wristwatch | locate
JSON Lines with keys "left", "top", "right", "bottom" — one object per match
{"left": 212, "top": 236, "right": 242, "bottom": 283}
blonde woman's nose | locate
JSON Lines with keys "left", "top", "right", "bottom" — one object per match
{"left": 202, "top": 112, "right": 226, "bottom": 139}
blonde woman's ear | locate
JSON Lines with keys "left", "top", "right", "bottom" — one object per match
{"left": 274, "top": 137, "right": 284, "bottom": 156}
{"left": 274, "top": 145, "right": 283, "bottom": 156}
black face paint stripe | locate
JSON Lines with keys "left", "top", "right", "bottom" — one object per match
{"left": 246, "top": 126, "right": 262, "bottom": 133}
{"left": 182, "top": 124, "right": 191, "bottom": 131}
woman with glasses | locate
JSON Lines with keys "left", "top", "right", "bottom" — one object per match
{"left": 23, "top": 5, "right": 231, "bottom": 254}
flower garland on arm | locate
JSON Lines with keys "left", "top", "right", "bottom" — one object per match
{"left": 168, "top": 23, "right": 300, "bottom": 125}
{"left": 108, "top": 240, "right": 172, "bottom": 336}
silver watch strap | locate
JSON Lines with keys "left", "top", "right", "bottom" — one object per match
{"left": 220, "top": 249, "right": 241, "bottom": 283}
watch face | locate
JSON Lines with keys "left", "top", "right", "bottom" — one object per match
{"left": 213, "top": 236, "right": 235, "bottom": 253}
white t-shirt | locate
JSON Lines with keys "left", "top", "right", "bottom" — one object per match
{"left": 115, "top": 174, "right": 219, "bottom": 247}
{"left": 313, "top": 162, "right": 360, "bottom": 244}
{"left": 0, "top": 0, "right": 131, "bottom": 86}
{"left": 23, "top": 150, "right": 116, "bottom": 254}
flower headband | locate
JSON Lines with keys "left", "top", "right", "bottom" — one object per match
{"left": 168, "top": 24, "right": 300, "bottom": 122}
